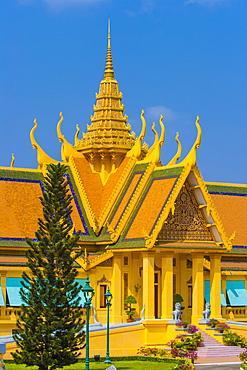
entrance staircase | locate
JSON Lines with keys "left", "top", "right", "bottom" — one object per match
{"left": 197, "top": 329, "right": 243, "bottom": 358}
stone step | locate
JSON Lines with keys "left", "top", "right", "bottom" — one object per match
{"left": 196, "top": 329, "right": 243, "bottom": 358}
{"left": 197, "top": 346, "right": 243, "bottom": 358}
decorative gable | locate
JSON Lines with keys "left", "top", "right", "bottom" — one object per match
{"left": 157, "top": 180, "right": 213, "bottom": 242}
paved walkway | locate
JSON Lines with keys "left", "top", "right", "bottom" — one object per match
{"left": 195, "top": 356, "right": 241, "bottom": 369}
{"left": 195, "top": 365, "right": 240, "bottom": 370}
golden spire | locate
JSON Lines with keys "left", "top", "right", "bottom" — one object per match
{"left": 104, "top": 19, "right": 114, "bottom": 79}
{"left": 74, "top": 20, "right": 136, "bottom": 177}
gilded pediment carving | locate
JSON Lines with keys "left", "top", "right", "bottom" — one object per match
{"left": 158, "top": 181, "right": 213, "bottom": 241}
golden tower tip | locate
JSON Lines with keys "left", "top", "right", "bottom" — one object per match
{"left": 104, "top": 18, "right": 114, "bottom": 79}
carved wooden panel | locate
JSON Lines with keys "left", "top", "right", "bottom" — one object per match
{"left": 158, "top": 181, "right": 212, "bottom": 241}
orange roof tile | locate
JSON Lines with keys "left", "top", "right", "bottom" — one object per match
{"left": 210, "top": 193, "right": 247, "bottom": 246}
{"left": 125, "top": 177, "right": 177, "bottom": 239}
{"left": 0, "top": 180, "right": 43, "bottom": 239}
{"left": 72, "top": 157, "right": 104, "bottom": 219}
{"left": 101, "top": 157, "right": 132, "bottom": 214}
{"left": 110, "top": 172, "right": 142, "bottom": 229}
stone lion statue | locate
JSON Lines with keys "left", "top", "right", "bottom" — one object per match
{"left": 202, "top": 302, "right": 211, "bottom": 320}
{"left": 172, "top": 302, "right": 182, "bottom": 321}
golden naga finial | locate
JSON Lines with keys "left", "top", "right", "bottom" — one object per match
{"left": 142, "top": 114, "right": 165, "bottom": 164}
{"left": 177, "top": 115, "right": 202, "bottom": 168}
{"left": 127, "top": 110, "right": 147, "bottom": 159}
{"left": 167, "top": 132, "right": 182, "bottom": 166}
{"left": 30, "top": 119, "right": 59, "bottom": 170}
{"left": 104, "top": 18, "right": 114, "bottom": 79}
{"left": 56, "top": 112, "right": 82, "bottom": 162}
{"left": 10, "top": 153, "right": 15, "bottom": 167}
{"left": 74, "top": 124, "right": 81, "bottom": 147}
{"left": 146, "top": 122, "right": 158, "bottom": 156}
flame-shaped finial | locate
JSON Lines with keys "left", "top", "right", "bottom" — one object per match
{"left": 104, "top": 19, "right": 114, "bottom": 79}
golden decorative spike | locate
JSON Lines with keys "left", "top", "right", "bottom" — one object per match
{"left": 176, "top": 115, "right": 202, "bottom": 168}
{"left": 166, "top": 132, "right": 182, "bottom": 166}
{"left": 127, "top": 110, "right": 147, "bottom": 159}
{"left": 146, "top": 122, "right": 158, "bottom": 156}
{"left": 30, "top": 119, "right": 59, "bottom": 169}
{"left": 10, "top": 153, "right": 15, "bottom": 167}
{"left": 56, "top": 112, "right": 82, "bottom": 162}
{"left": 142, "top": 114, "right": 165, "bottom": 164}
{"left": 74, "top": 124, "right": 80, "bottom": 147}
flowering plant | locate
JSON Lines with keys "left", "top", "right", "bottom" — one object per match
{"left": 239, "top": 350, "right": 247, "bottom": 363}
{"left": 173, "top": 359, "right": 194, "bottom": 369}
{"left": 176, "top": 321, "right": 189, "bottom": 329}
{"left": 185, "top": 350, "right": 198, "bottom": 362}
{"left": 207, "top": 318, "right": 220, "bottom": 328}
{"left": 216, "top": 323, "right": 230, "bottom": 333}
{"left": 187, "top": 325, "right": 198, "bottom": 334}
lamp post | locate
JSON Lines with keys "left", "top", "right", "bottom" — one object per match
{"left": 82, "top": 276, "right": 95, "bottom": 370}
{"left": 104, "top": 286, "right": 113, "bottom": 364}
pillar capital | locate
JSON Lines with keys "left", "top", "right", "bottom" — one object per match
{"left": 160, "top": 251, "right": 174, "bottom": 258}
{"left": 179, "top": 253, "right": 190, "bottom": 261}
{"left": 191, "top": 252, "right": 204, "bottom": 259}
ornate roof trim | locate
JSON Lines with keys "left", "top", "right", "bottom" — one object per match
{"left": 69, "top": 157, "right": 98, "bottom": 233}
{"left": 98, "top": 156, "right": 137, "bottom": 230}
{"left": 144, "top": 163, "right": 192, "bottom": 248}
{"left": 56, "top": 112, "right": 83, "bottom": 162}
{"left": 30, "top": 119, "right": 59, "bottom": 170}
{"left": 75, "top": 250, "right": 113, "bottom": 271}
{"left": 108, "top": 161, "right": 156, "bottom": 243}
{"left": 189, "top": 166, "right": 233, "bottom": 251}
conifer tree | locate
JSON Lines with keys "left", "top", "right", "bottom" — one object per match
{"left": 12, "top": 163, "right": 85, "bottom": 370}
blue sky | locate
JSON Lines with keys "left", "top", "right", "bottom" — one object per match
{"left": 1, "top": 0, "right": 246, "bottom": 183}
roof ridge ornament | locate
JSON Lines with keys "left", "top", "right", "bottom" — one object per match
{"left": 127, "top": 110, "right": 146, "bottom": 159}
{"left": 146, "top": 122, "right": 158, "bottom": 156}
{"left": 141, "top": 114, "right": 165, "bottom": 164}
{"left": 74, "top": 124, "right": 80, "bottom": 147}
{"left": 10, "top": 153, "right": 15, "bottom": 168}
{"left": 176, "top": 116, "right": 201, "bottom": 168}
{"left": 56, "top": 112, "right": 83, "bottom": 162}
{"left": 166, "top": 132, "right": 182, "bottom": 166}
{"left": 30, "top": 119, "right": 59, "bottom": 170}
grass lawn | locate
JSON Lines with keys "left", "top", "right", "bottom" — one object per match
{"left": 5, "top": 360, "right": 175, "bottom": 370}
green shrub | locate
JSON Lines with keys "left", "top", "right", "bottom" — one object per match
{"left": 137, "top": 347, "right": 169, "bottom": 357}
{"left": 173, "top": 359, "right": 194, "bottom": 369}
{"left": 124, "top": 295, "right": 137, "bottom": 319}
{"left": 239, "top": 350, "right": 247, "bottom": 362}
{"left": 207, "top": 318, "right": 220, "bottom": 328}
{"left": 223, "top": 330, "right": 247, "bottom": 348}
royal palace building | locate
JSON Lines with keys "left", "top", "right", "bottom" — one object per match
{"left": 0, "top": 24, "right": 247, "bottom": 355}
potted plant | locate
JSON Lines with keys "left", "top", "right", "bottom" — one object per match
{"left": 124, "top": 295, "right": 137, "bottom": 322}
{"left": 207, "top": 318, "right": 220, "bottom": 328}
{"left": 216, "top": 323, "right": 230, "bottom": 333}
{"left": 173, "top": 293, "right": 184, "bottom": 309}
